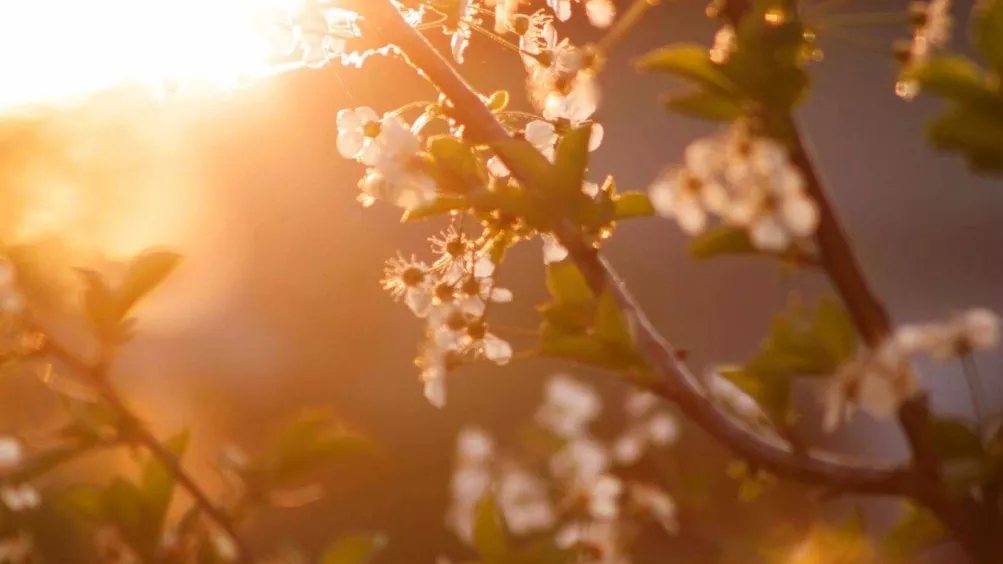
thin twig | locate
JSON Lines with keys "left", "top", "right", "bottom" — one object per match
{"left": 37, "top": 330, "right": 254, "bottom": 563}
{"left": 366, "top": 0, "right": 915, "bottom": 499}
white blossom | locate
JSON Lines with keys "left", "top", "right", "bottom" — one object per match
{"left": 0, "top": 438, "right": 23, "bottom": 472}
{"left": 336, "top": 107, "right": 383, "bottom": 163}
{"left": 710, "top": 25, "right": 737, "bottom": 64}
{"left": 550, "top": 436, "right": 609, "bottom": 486}
{"left": 584, "top": 0, "right": 616, "bottom": 28}
{"left": 823, "top": 343, "right": 920, "bottom": 432}
{"left": 1, "top": 484, "right": 39, "bottom": 512}
{"left": 458, "top": 427, "right": 495, "bottom": 465}
{"left": 526, "top": 38, "right": 600, "bottom": 123}
{"left": 895, "top": 308, "right": 1001, "bottom": 360}
{"left": 548, "top": 0, "right": 572, "bottom": 21}
{"left": 381, "top": 254, "right": 434, "bottom": 317}
{"left": 630, "top": 483, "right": 678, "bottom": 534}
{"left": 542, "top": 234, "right": 570, "bottom": 265}
{"left": 649, "top": 167, "right": 725, "bottom": 235}
{"left": 588, "top": 474, "right": 622, "bottom": 519}
{"left": 516, "top": 11, "right": 557, "bottom": 56}
{"left": 449, "top": 0, "right": 478, "bottom": 64}
{"left": 497, "top": 468, "right": 556, "bottom": 534}
{"left": 535, "top": 375, "right": 602, "bottom": 438}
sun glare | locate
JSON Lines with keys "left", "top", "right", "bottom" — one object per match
{"left": 0, "top": 0, "right": 309, "bottom": 109}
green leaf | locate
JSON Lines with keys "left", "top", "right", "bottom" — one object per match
{"left": 883, "top": 503, "right": 945, "bottom": 563}
{"left": 719, "top": 366, "right": 790, "bottom": 422}
{"left": 688, "top": 226, "right": 756, "bottom": 259}
{"left": 927, "top": 106, "right": 1003, "bottom": 174}
{"left": 903, "top": 56, "right": 999, "bottom": 109}
{"left": 545, "top": 261, "right": 594, "bottom": 306}
{"left": 57, "top": 484, "right": 107, "bottom": 522}
{"left": 593, "top": 289, "right": 632, "bottom": 349}
{"left": 473, "top": 494, "right": 508, "bottom": 561}
{"left": 612, "top": 192, "right": 655, "bottom": 220}
{"left": 103, "top": 479, "right": 149, "bottom": 555}
{"left": 553, "top": 124, "right": 593, "bottom": 198}
{"left": 486, "top": 90, "right": 510, "bottom": 112}
{"left": 321, "top": 532, "right": 388, "bottom": 564}
{"left": 976, "top": 0, "right": 1003, "bottom": 72}
{"left": 662, "top": 89, "right": 744, "bottom": 121}
{"left": 400, "top": 197, "right": 468, "bottom": 222}
{"left": 539, "top": 331, "right": 639, "bottom": 371}
{"left": 77, "top": 268, "right": 118, "bottom": 337}
{"left": 488, "top": 138, "right": 555, "bottom": 188}
{"left": 635, "top": 44, "right": 738, "bottom": 95}
{"left": 427, "top": 135, "right": 487, "bottom": 195}
{"left": 812, "top": 298, "right": 857, "bottom": 364}
{"left": 263, "top": 408, "right": 374, "bottom": 487}
{"left": 140, "top": 429, "right": 190, "bottom": 545}
{"left": 927, "top": 417, "right": 983, "bottom": 460}
{"left": 116, "top": 250, "right": 182, "bottom": 319}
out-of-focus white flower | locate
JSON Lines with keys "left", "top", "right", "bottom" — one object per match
{"left": 526, "top": 39, "right": 601, "bottom": 123}
{"left": 652, "top": 126, "right": 818, "bottom": 250}
{"left": 497, "top": 468, "right": 556, "bottom": 534}
{"left": 548, "top": 0, "right": 572, "bottom": 21}
{"left": 535, "top": 375, "right": 602, "bottom": 438}
{"left": 457, "top": 427, "right": 495, "bottom": 464}
{"left": 630, "top": 483, "right": 678, "bottom": 533}
{"left": 1, "top": 485, "right": 39, "bottom": 512}
{"left": 614, "top": 391, "right": 679, "bottom": 464}
{"left": 896, "top": 0, "right": 952, "bottom": 98}
{"left": 585, "top": 0, "right": 616, "bottom": 27}
{"left": 588, "top": 474, "right": 622, "bottom": 519}
{"left": 0, "top": 438, "right": 23, "bottom": 472}
{"left": 710, "top": 25, "right": 737, "bottom": 63}
{"left": 542, "top": 234, "right": 569, "bottom": 265}
{"left": 822, "top": 343, "right": 920, "bottom": 432}
{"left": 491, "top": 0, "right": 520, "bottom": 33}
{"left": 649, "top": 167, "right": 727, "bottom": 235}
{"left": 550, "top": 436, "right": 609, "bottom": 486}
{"left": 895, "top": 308, "right": 1001, "bottom": 360}
{"left": 555, "top": 521, "right": 625, "bottom": 563}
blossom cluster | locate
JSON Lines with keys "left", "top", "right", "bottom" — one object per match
{"left": 0, "top": 438, "right": 42, "bottom": 564}
{"left": 446, "top": 374, "right": 679, "bottom": 562}
{"left": 824, "top": 308, "right": 1001, "bottom": 431}
{"left": 382, "top": 227, "right": 514, "bottom": 408}
{"left": 649, "top": 123, "right": 820, "bottom": 252}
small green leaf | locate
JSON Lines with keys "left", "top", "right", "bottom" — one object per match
{"left": 636, "top": 44, "right": 738, "bottom": 95}
{"left": 116, "top": 250, "right": 182, "bottom": 319}
{"left": 486, "top": 90, "right": 510, "bottom": 112}
{"left": 140, "top": 430, "right": 190, "bottom": 544}
{"left": 883, "top": 503, "right": 945, "bottom": 563}
{"left": 77, "top": 268, "right": 118, "bottom": 337}
{"left": 488, "top": 138, "right": 555, "bottom": 188}
{"left": 612, "top": 192, "right": 655, "bottom": 220}
{"left": 427, "top": 135, "right": 487, "bottom": 195}
{"left": 553, "top": 124, "right": 593, "bottom": 198}
{"left": 321, "top": 533, "right": 388, "bottom": 564}
{"left": 545, "top": 261, "right": 594, "bottom": 305}
{"left": 688, "top": 226, "right": 756, "bottom": 259}
{"left": 812, "top": 298, "right": 857, "bottom": 363}
{"left": 473, "top": 494, "right": 508, "bottom": 561}
{"left": 928, "top": 106, "right": 1003, "bottom": 174}
{"left": 593, "top": 289, "right": 632, "bottom": 349}
{"left": 57, "top": 484, "right": 107, "bottom": 522}
{"left": 539, "top": 331, "right": 638, "bottom": 371}
{"left": 400, "top": 197, "right": 468, "bottom": 221}
{"left": 263, "top": 408, "right": 374, "bottom": 487}
{"left": 903, "top": 56, "right": 999, "bottom": 108}
{"left": 103, "top": 479, "right": 148, "bottom": 555}
{"left": 927, "top": 417, "right": 983, "bottom": 460}
{"left": 976, "top": 0, "right": 1003, "bottom": 72}
{"left": 662, "top": 89, "right": 744, "bottom": 121}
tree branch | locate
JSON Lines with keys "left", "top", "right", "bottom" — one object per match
{"left": 367, "top": 0, "right": 915, "bottom": 500}
{"left": 36, "top": 328, "right": 253, "bottom": 563}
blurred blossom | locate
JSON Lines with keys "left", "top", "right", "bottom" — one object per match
{"left": 535, "top": 374, "right": 602, "bottom": 438}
